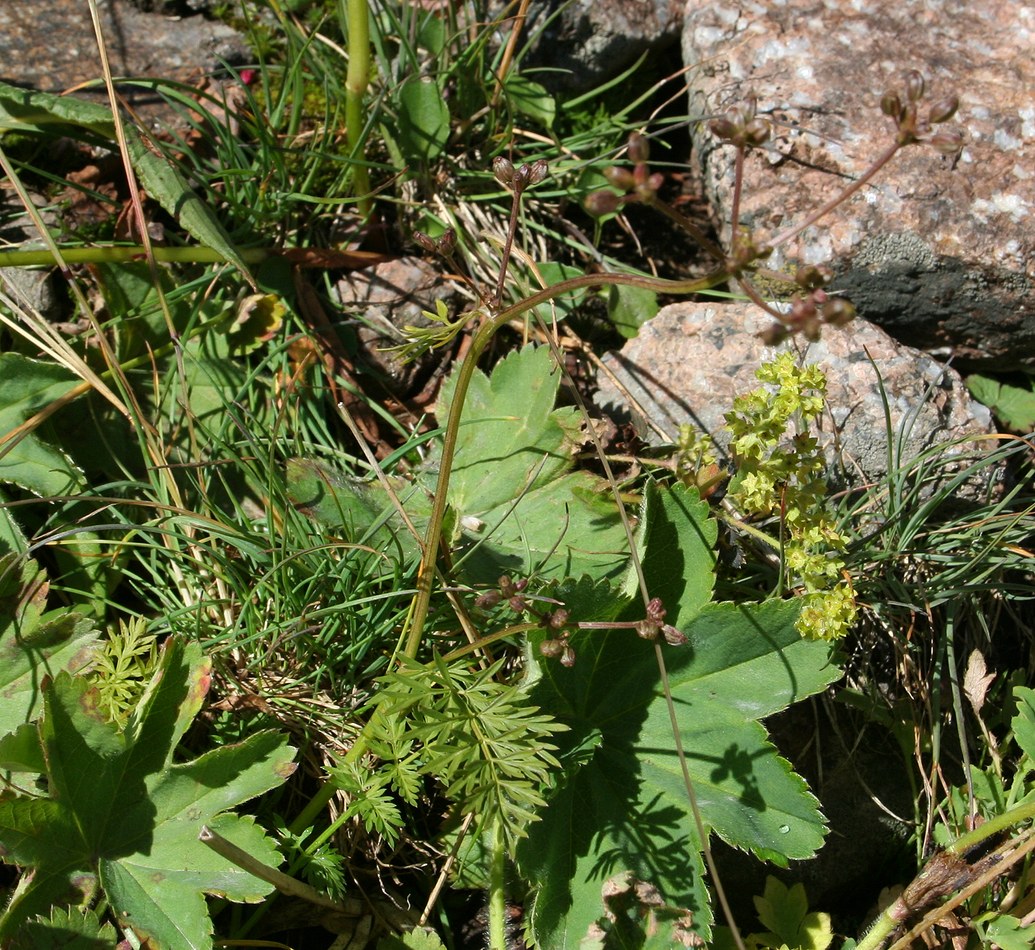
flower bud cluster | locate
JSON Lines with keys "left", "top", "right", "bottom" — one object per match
{"left": 585, "top": 132, "right": 665, "bottom": 217}
{"left": 476, "top": 575, "right": 577, "bottom": 667}
{"left": 635, "top": 598, "right": 688, "bottom": 646}
{"left": 493, "top": 157, "right": 550, "bottom": 192}
{"left": 474, "top": 578, "right": 689, "bottom": 666}
{"left": 762, "top": 265, "right": 856, "bottom": 344}
{"left": 709, "top": 98, "right": 771, "bottom": 150}
{"left": 880, "top": 70, "right": 962, "bottom": 155}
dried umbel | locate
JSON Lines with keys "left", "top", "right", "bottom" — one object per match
{"left": 761, "top": 265, "right": 857, "bottom": 344}
{"left": 494, "top": 157, "right": 549, "bottom": 192}
{"left": 585, "top": 131, "right": 665, "bottom": 216}
{"left": 881, "top": 69, "right": 961, "bottom": 152}
{"left": 709, "top": 98, "right": 771, "bottom": 149}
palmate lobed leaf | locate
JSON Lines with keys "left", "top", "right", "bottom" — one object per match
{"left": 0, "top": 637, "right": 296, "bottom": 950}
{"left": 429, "top": 344, "right": 627, "bottom": 582}
{"left": 518, "top": 485, "right": 840, "bottom": 948}
{"left": 433, "top": 343, "right": 578, "bottom": 515}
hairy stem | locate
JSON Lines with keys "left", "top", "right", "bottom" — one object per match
{"left": 486, "top": 820, "right": 507, "bottom": 950}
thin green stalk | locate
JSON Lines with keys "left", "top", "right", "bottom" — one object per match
{"left": 345, "top": 0, "right": 373, "bottom": 217}
{"left": 486, "top": 820, "right": 507, "bottom": 950}
{"left": 401, "top": 267, "right": 728, "bottom": 660}
{"left": 0, "top": 246, "right": 270, "bottom": 268}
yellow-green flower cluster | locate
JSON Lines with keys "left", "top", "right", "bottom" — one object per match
{"left": 725, "top": 353, "right": 856, "bottom": 640}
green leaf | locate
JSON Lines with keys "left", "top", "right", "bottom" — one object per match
{"left": 397, "top": 77, "right": 451, "bottom": 162}
{"left": 966, "top": 374, "right": 1035, "bottom": 432}
{"left": 9, "top": 905, "right": 117, "bottom": 950}
{"left": 607, "top": 283, "right": 659, "bottom": 338}
{"left": 0, "top": 357, "right": 110, "bottom": 607}
{"left": 532, "top": 262, "right": 587, "bottom": 321}
{"left": 0, "top": 81, "right": 250, "bottom": 279}
{"left": 293, "top": 346, "right": 629, "bottom": 584}
{"left": 978, "top": 912, "right": 1035, "bottom": 950}
{"left": 433, "top": 344, "right": 627, "bottom": 582}
{"left": 0, "top": 722, "right": 46, "bottom": 773}
{"left": 92, "top": 262, "right": 194, "bottom": 360}
{"left": 378, "top": 927, "right": 447, "bottom": 950}
{"left": 753, "top": 877, "right": 833, "bottom": 950}
{"left": 1012, "top": 686, "right": 1035, "bottom": 763}
{"left": 0, "top": 556, "right": 99, "bottom": 739}
{"left": 517, "top": 484, "right": 838, "bottom": 946}
{"left": 0, "top": 354, "right": 84, "bottom": 498}
{"left": 0, "top": 638, "right": 296, "bottom": 949}
{"left": 285, "top": 457, "right": 431, "bottom": 568}
{"left": 123, "top": 128, "right": 251, "bottom": 278}
{"left": 503, "top": 73, "right": 556, "bottom": 129}
{"left": 580, "top": 871, "right": 701, "bottom": 950}
{"left": 0, "top": 80, "right": 116, "bottom": 139}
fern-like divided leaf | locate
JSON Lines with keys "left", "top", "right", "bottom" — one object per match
{"left": 363, "top": 655, "right": 567, "bottom": 846}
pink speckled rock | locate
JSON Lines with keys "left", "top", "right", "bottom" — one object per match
{"left": 682, "top": 0, "right": 1034, "bottom": 368}
{"left": 596, "top": 303, "right": 996, "bottom": 493}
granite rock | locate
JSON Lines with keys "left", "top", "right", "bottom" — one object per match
{"left": 335, "top": 256, "right": 461, "bottom": 396}
{"left": 682, "top": 0, "right": 1034, "bottom": 369}
{"left": 0, "top": 0, "right": 249, "bottom": 129}
{"left": 597, "top": 301, "right": 996, "bottom": 492}
{"left": 521, "top": 0, "right": 684, "bottom": 94}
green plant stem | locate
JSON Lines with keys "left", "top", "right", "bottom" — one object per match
{"left": 0, "top": 246, "right": 273, "bottom": 268}
{"left": 199, "top": 825, "right": 354, "bottom": 915}
{"left": 401, "top": 267, "right": 727, "bottom": 660}
{"left": 288, "top": 266, "right": 730, "bottom": 832}
{"left": 345, "top": 0, "right": 373, "bottom": 217}
{"left": 487, "top": 820, "right": 507, "bottom": 950}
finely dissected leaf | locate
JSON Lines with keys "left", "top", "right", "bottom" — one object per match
{"left": 0, "top": 354, "right": 84, "bottom": 498}
{"left": 432, "top": 344, "right": 627, "bottom": 582}
{"left": 0, "top": 638, "right": 295, "bottom": 949}
{"left": 369, "top": 657, "right": 564, "bottom": 845}
{"left": 0, "top": 556, "right": 98, "bottom": 738}
{"left": 518, "top": 484, "right": 838, "bottom": 947}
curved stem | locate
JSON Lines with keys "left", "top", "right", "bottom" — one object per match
{"left": 401, "top": 266, "right": 727, "bottom": 659}
{"left": 767, "top": 139, "right": 902, "bottom": 252}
